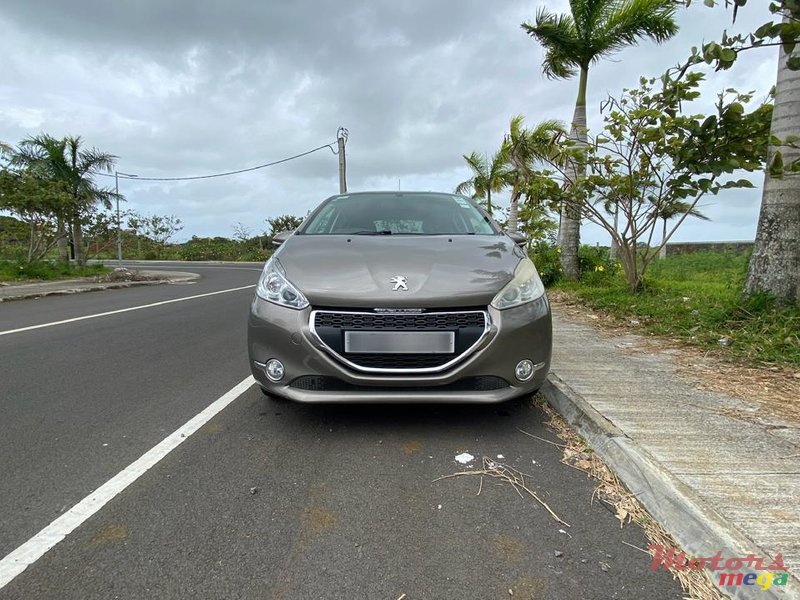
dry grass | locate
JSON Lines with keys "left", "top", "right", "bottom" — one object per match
{"left": 537, "top": 398, "right": 726, "bottom": 600}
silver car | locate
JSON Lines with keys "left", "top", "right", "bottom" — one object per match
{"left": 248, "top": 191, "right": 551, "bottom": 403}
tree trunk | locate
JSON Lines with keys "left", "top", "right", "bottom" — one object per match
{"left": 71, "top": 218, "right": 86, "bottom": 267}
{"left": 559, "top": 66, "right": 588, "bottom": 281}
{"left": 618, "top": 242, "right": 643, "bottom": 292}
{"left": 508, "top": 189, "right": 521, "bottom": 233}
{"left": 609, "top": 206, "right": 619, "bottom": 260}
{"left": 56, "top": 217, "right": 68, "bottom": 261}
{"left": 659, "top": 218, "right": 668, "bottom": 259}
{"left": 28, "top": 222, "right": 36, "bottom": 262}
{"left": 744, "top": 43, "right": 800, "bottom": 305}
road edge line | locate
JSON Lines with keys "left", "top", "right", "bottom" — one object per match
{"left": 0, "top": 375, "right": 255, "bottom": 590}
{"left": 0, "top": 284, "right": 256, "bottom": 337}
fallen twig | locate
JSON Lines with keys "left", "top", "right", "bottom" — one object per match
{"left": 622, "top": 540, "right": 650, "bottom": 554}
{"left": 435, "top": 457, "right": 570, "bottom": 527}
{"left": 517, "top": 428, "right": 567, "bottom": 448}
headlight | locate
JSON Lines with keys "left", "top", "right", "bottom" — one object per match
{"left": 491, "top": 258, "right": 545, "bottom": 310}
{"left": 256, "top": 257, "right": 309, "bottom": 309}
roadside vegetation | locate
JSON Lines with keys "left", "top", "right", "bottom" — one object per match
{"left": 0, "top": 261, "right": 109, "bottom": 283}
{"left": 536, "top": 247, "right": 800, "bottom": 368}
{"left": 457, "top": 0, "right": 798, "bottom": 308}
{"left": 0, "top": 210, "right": 302, "bottom": 279}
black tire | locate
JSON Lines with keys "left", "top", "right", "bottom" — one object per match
{"left": 260, "top": 387, "right": 287, "bottom": 402}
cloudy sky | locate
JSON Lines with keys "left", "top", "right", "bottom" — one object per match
{"left": 0, "top": 0, "right": 777, "bottom": 243}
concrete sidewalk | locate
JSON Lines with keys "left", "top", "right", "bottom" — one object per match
{"left": 0, "top": 270, "right": 200, "bottom": 302}
{"left": 542, "top": 307, "right": 800, "bottom": 599}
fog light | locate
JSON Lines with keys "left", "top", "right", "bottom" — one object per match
{"left": 515, "top": 359, "right": 534, "bottom": 382}
{"left": 265, "top": 359, "right": 285, "bottom": 382}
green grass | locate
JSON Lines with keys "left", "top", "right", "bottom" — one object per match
{"left": 0, "top": 261, "right": 111, "bottom": 282}
{"left": 554, "top": 251, "right": 800, "bottom": 367}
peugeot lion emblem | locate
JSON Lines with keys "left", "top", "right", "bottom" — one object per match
{"left": 390, "top": 275, "right": 408, "bottom": 291}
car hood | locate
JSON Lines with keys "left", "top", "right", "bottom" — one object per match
{"left": 276, "top": 235, "right": 525, "bottom": 308}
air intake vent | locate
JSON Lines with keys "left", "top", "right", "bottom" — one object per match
{"left": 311, "top": 309, "right": 490, "bottom": 373}
{"left": 289, "top": 376, "right": 509, "bottom": 392}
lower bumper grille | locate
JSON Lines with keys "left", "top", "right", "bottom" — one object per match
{"left": 310, "top": 309, "right": 490, "bottom": 373}
{"left": 289, "top": 375, "right": 509, "bottom": 392}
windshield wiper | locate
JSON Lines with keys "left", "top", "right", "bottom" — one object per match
{"left": 353, "top": 230, "right": 392, "bottom": 235}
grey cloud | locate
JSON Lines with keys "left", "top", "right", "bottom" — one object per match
{"left": 0, "top": 0, "right": 779, "bottom": 240}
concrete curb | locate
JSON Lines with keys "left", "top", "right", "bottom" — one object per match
{"left": 540, "top": 374, "right": 799, "bottom": 600}
{"left": 0, "top": 271, "right": 200, "bottom": 302}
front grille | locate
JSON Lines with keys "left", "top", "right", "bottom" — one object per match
{"left": 314, "top": 311, "right": 485, "bottom": 330}
{"left": 311, "top": 309, "right": 489, "bottom": 373}
{"left": 289, "top": 375, "right": 509, "bottom": 392}
{"left": 343, "top": 353, "right": 453, "bottom": 369}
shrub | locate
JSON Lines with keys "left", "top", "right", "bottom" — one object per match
{"left": 177, "top": 236, "right": 270, "bottom": 262}
{"left": 578, "top": 245, "right": 619, "bottom": 284}
{"left": 529, "top": 241, "right": 561, "bottom": 286}
{"left": 0, "top": 260, "right": 108, "bottom": 282}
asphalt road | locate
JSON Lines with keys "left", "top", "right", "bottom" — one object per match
{"left": 0, "top": 263, "right": 683, "bottom": 599}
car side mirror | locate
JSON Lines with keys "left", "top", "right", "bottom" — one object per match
{"left": 272, "top": 230, "right": 293, "bottom": 247}
{"left": 507, "top": 231, "right": 528, "bottom": 248}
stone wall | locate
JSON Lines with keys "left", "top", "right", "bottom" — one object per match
{"left": 664, "top": 241, "right": 753, "bottom": 256}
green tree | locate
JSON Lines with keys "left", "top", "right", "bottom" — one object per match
{"left": 454, "top": 150, "right": 510, "bottom": 216}
{"left": 266, "top": 214, "right": 304, "bottom": 236}
{"left": 83, "top": 209, "right": 117, "bottom": 259}
{"left": 560, "top": 75, "right": 773, "bottom": 291}
{"left": 672, "top": 0, "right": 800, "bottom": 304}
{"left": 140, "top": 214, "right": 183, "bottom": 258}
{"left": 126, "top": 211, "right": 144, "bottom": 258}
{"left": 13, "top": 134, "right": 117, "bottom": 266}
{"left": 522, "top": 0, "right": 679, "bottom": 280}
{"left": 0, "top": 168, "right": 73, "bottom": 261}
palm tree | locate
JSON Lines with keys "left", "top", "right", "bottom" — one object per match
{"left": 502, "top": 116, "right": 565, "bottom": 233}
{"left": 522, "top": 0, "right": 678, "bottom": 279}
{"left": 744, "top": 40, "right": 800, "bottom": 305}
{"left": 454, "top": 150, "right": 509, "bottom": 216}
{"left": 15, "top": 135, "right": 116, "bottom": 266}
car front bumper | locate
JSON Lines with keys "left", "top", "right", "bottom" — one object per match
{"left": 247, "top": 296, "right": 552, "bottom": 403}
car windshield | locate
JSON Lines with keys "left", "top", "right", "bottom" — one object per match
{"left": 299, "top": 193, "right": 498, "bottom": 235}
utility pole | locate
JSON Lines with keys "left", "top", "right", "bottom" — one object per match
{"left": 337, "top": 127, "right": 348, "bottom": 194}
{"left": 115, "top": 171, "right": 138, "bottom": 266}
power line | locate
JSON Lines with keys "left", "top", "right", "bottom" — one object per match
{"left": 95, "top": 140, "right": 339, "bottom": 182}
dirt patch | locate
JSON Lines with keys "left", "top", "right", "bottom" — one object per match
{"left": 88, "top": 523, "right": 128, "bottom": 546}
{"left": 302, "top": 506, "right": 336, "bottom": 534}
{"left": 95, "top": 268, "right": 160, "bottom": 283}
{"left": 401, "top": 440, "right": 422, "bottom": 455}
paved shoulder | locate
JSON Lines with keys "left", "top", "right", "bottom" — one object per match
{"left": 0, "top": 270, "right": 200, "bottom": 302}
{"left": 544, "top": 308, "right": 800, "bottom": 600}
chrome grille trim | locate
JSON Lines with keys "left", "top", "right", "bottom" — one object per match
{"left": 309, "top": 309, "right": 491, "bottom": 374}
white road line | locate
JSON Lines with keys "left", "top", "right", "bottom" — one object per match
{"left": 0, "top": 285, "right": 256, "bottom": 337}
{"left": 0, "top": 375, "right": 256, "bottom": 589}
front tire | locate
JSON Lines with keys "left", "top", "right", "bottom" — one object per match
{"left": 260, "top": 387, "right": 286, "bottom": 402}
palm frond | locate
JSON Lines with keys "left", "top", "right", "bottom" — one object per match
{"left": 454, "top": 180, "right": 476, "bottom": 196}
{"left": 522, "top": 8, "right": 582, "bottom": 80}
{"left": 591, "top": 0, "right": 678, "bottom": 59}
